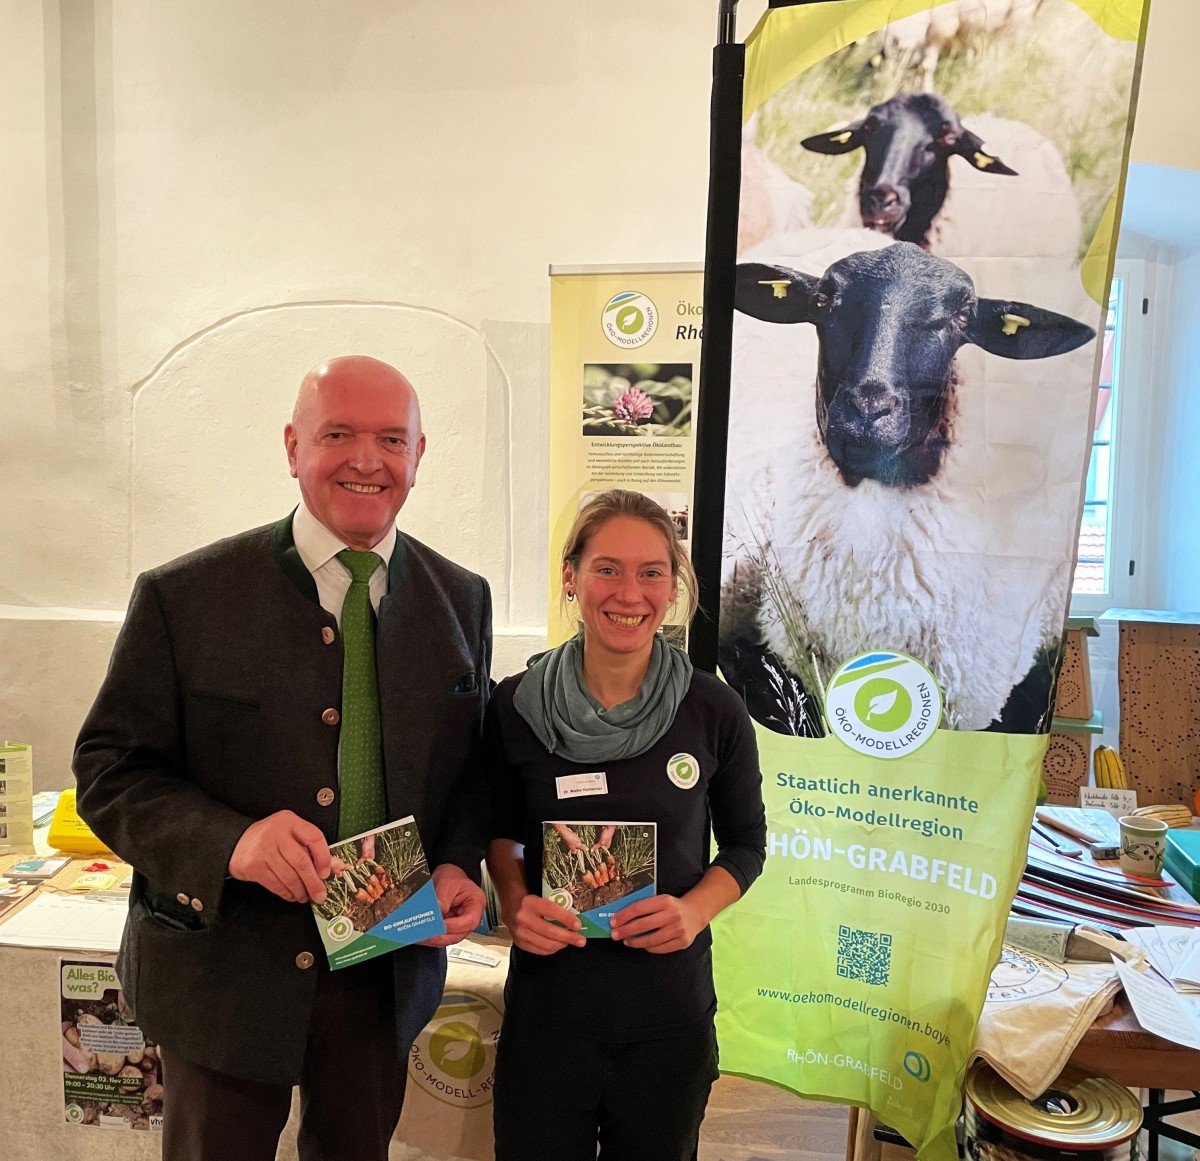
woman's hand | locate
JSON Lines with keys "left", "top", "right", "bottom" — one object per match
{"left": 503, "top": 893, "right": 588, "bottom": 956}
{"left": 610, "top": 867, "right": 742, "bottom": 953}
{"left": 610, "top": 894, "right": 704, "bottom": 953}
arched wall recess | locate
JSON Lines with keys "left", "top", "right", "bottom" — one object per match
{"left": 130, "top": 299, "right": 514, "bottom": 618}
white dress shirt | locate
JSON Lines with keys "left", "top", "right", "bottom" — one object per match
{"left": 291, "top": 501, "right": 396, "bottom": 623}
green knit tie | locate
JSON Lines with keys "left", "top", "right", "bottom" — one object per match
{"left": 336, "top": 549, "right": 387, "bottom": 839}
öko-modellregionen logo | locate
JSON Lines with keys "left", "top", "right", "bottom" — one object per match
{"left": 408, "top": 991, "right": 501, "bottom": 1109}
{"left": 667, "top": 752, "right": 699, "bottom": 790}
{"left": 602, "top": 292, "right": 658, "bottom": 348}
{"left": 824, "top": 651, "right": 942, "bottom": 759}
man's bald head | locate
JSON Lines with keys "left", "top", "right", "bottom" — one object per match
{"left": 292, "top": 355, "right": 422, "bottom": 430}
{"left": 284, "top": 355, "right": 426, "bottom": 550}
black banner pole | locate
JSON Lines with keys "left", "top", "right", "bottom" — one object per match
{"left": 689, "top": 0, "right": 841, "bottom": 674}
{"left": 688, "top": 3, "right": 744, "bottom": 673}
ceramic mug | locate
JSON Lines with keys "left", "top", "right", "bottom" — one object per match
{"left": 1117, "top": 815, "right": 1168, "bottom": 877}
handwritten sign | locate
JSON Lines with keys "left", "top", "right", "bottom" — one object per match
{"left": 1079, "top": 786, "right": 1138, "bottom": 819}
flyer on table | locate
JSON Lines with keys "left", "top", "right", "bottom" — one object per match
{"left": 547, "top": 264, "right": 702, "bottom": 644}
{"left": 542, "top": 821, "right": 657, "bottom": 937}
{"left": 312, "top": 815, "right": 445, "bottom": 969}
{"left": 61, "top": 959, "right": 163, "bottom": 1130}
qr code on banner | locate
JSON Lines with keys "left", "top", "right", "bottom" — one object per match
{"left": 837, "top": 925, "right": 891, "bottom": 986}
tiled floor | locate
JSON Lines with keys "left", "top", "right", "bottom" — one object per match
{"left": 697, "top": 1077, "right": 1200, "bottom": 1161}
{"left": 699, "top": 1076, "right": 849, "bottom": 1161}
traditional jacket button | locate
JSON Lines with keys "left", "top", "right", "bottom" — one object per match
{"left": 175, "top": 892, "right": 189, "bottom": 905}
{"left": 321, "top": 627, "right": 336, "bottom": 645}
{"left": 295, "top": 952, "right": 315, "bottom": 970}
{"left": 321, "top": 708, "right": 340, "bottom": 726}
{"left": 316, "top": 787, "right": 336, "bottom": 807}
{"left": 190, "top": 898, "right": 204, "bottom": 912}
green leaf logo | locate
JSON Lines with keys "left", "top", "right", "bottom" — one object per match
{"left": 667, "top": 752, "right": 699, "bottom": 788}
{"left": 854, "top": 679, "right": 911, "bottom": 732}
{"left": 430, "top": 1021, "right": 486, "bottom": 1080}
{"left": 616, "top": 306, "right": 644, "bottom": 334}
{"left": 326, "top": 915, "right": 354, "bottom": 942}
{"left": 602, "top": 292, "right": 658, "bottom": 347}
{"left": 824, "top": 651, "right": 942, "bottom": 759}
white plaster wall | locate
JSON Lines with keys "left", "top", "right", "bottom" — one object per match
{"left": 1158, "top": 245, "right": 1200, "bottom": 611}
{"left": 1, "top": 0, "right": 733, "bottom": 787}
{"left": 1129, "top": 0, "right": 1200, "bottom": 172}
{"left": 130, "top": 304, "right": 505, "bottom": 582}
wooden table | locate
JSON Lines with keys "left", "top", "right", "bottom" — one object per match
{"left": 1071, "top": 992, "right": 1200, "bottom": 1090}
{"left": 846, "top": 995, "right": 1200, "bottom": 1161}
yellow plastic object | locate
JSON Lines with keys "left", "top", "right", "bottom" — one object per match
{"left": 47, "top": 789, "right": 115, "bottom": 857}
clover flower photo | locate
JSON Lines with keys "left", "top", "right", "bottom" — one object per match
{"left": 581, "top": 363, "right": 693, "bottom": 438}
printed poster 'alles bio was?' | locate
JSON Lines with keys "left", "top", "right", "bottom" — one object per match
{"left": 61, "top": 960, "right": 162, "bottom": 1131}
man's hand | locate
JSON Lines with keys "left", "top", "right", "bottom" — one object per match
{"left": 418, "top": 864, "right": 487, "bottom": 948}
{"left": 503, "top": 893, "right": 587, "bottom": 956}
{"left": 228, "top": 810, "right": 331, "bottom": 905}
{"left": 610, "top": 894, "right": 704, "bottom": 954}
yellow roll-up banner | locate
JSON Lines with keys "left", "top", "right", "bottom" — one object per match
{"left": 547, "top": 265, "right": 703, "bottom": 643}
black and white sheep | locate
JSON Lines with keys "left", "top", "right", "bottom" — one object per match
{"left": 719, "top": 238, "right": 1096, "bottom": 734}
{"left": 802, "top": 96, "right": 1082, "bottom": 261}
{"left": 802, "top": 93, "right": 1017, "bottom": 248}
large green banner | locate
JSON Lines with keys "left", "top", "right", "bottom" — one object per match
{"left": 712, "top": 2, "right": 1148, "bottom": 1157}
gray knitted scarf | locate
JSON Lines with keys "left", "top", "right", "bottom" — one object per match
{"left": 512, "top": 631, "right": 693, "bottom": 764}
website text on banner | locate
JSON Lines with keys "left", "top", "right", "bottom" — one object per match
{"left": 710, "top": 2, "right": 1147, "bottom": 1159}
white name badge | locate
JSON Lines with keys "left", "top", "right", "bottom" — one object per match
{"left": 555, "top": 772, "right": 609, "bottom": 799}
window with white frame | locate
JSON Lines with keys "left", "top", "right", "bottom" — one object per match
{"left": 1071, "top": 260, "right": 1145, "bottom": 613}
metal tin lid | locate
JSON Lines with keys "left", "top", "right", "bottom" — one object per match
{"left": 965, "top": 1063, "right": 1142, "bottom": 1147}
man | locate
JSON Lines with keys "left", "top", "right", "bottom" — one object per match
{"left": 74, "top": 355, "right": 492, "bottom": 1161}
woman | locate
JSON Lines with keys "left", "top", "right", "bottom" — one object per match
{"left": 485, "top": 489, "right": 766, "bottom": 1161}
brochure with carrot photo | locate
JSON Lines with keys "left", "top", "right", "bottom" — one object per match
{"left": 541, "top": 822, "right": 657, "bottom": 938}
{"left": 312, "top": 816, "right": 445, "bottom": 970}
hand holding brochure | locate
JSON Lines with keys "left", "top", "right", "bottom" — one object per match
{"left": 312, "top": 816, "right": 445, "bottom": 969}
{"left": 542, "top": 821, "right": 656, "bottom": 938}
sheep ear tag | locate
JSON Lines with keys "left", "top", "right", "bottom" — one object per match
{"left": 970, "top": 299, "right": 1096, "bottom": 360}
{"left": 800, "top": 126, "right": 864, "bottom": 155}
{"left": 667, "top": 753, "right": 700, "bottom": 790}
{"left": 961, "top": 147, "right": 1017, "bottom": 176}
{"left": 737, "top": 262, "right": 817, "bottom": 323}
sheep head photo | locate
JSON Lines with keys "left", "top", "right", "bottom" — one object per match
{"left": 735, "top": 246, "right": 1094, "bottom": 489}
{"left": 744, "top": 0, "right": 1136, "bottom": 266}
{"left": 801, "top": 93, "right": 1016, "bottom": 247}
